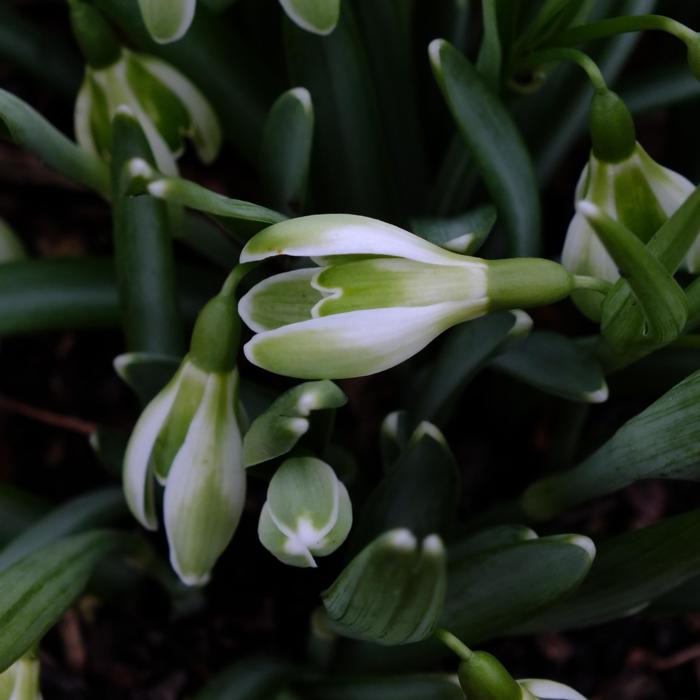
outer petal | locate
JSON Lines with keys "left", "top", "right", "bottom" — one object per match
{"left": 238, "top": 268, "right": 322, "bottom": 332}
{"left": 561, "top": 213, "right": 620, "bottom": 284}
{"left": 518, "top": 679, "right": 587, "bottom": 700}
{"left": 137, "top": 55, "right": 222, "bottom": 163}
{"left": 243, "top": 300, "right": 487, "bottom": 379}
{"left": 74, "top": 78, "right": 98, "bottom": 157}
{"left": 123, "top": 377, "right": 181, "bottom": 530}
{"left": 138, "top": 0, "right": 196, "bottom": 44}
{"left": 164, "top": 371, "right": 245, "bottom": 585}
{"left": 240, "top": 215, "right": 483, "bottom": 268}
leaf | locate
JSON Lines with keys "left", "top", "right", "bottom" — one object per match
{"left": 0, "top": 88, "right": 109, "bottom": 196}
{"left": 113, "top": 352, "right": 181, "bottom": 405}
{"left": 447, "top": 525, "right": 537, "bottom": 562}
{"left": 279, "top": 0, "right": 341, "bottom": 36}
{"left": 297, "top": 676, "right": 463, "bottom": 700}
{"left": 89, "top": 427, "right": 128, "bottom": 477}
{"left": 0, "top": 258, "right": 216, "bottom": 337}
{"left": 512, "top": 510, "right": 700, "bottom": 631}
{"left": 490, "top": 331, "right": 608, "bottom": 403}
{"left": 242, "top": 381, "right": 347, "bottom": 467}
{"left": 408, "top": 311, "right": 529, "bottom": 426}
{"left": 0, "top": 490, "right": 125, "bottom": 572}
{"left": 323, "top": 530, "right": 447, "bottom": 646}
{"left": 411, "top": 205, "right": 497, "bottom": 255}
{"left": 429, "top": 39, "right": 540, "bottom": 256}
{"left": 260, "top": 88, "right": 314, "bottom": 215}
{"left": 523, "top": 368, "right": 700, "bottom": 520}
{"left": 0, "top": 486, "right": 48, "bottom": 549}
{"left": 443, "top": 534, "right": 594, "bottom": 643}
{"left": 0, "top": 530, "right": 126, "bottom": 671}
{"left": 138, "top": 0, "right": 196, "bottom": 44}
{"left": 193, "top": 657, "right": 292, "bottom": 700}
{"left": 620, "top": 64, "right": 700, "bottom": 115}
{"left": 111, "top": 110, "right": 185, "bottom": 356}
{"left": 284, "top": 3, "right": 394, "bottom": 218}
{"left": 351, "top": 426, "right": 460, "bottom": 548}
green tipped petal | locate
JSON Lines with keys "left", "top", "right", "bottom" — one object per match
{"left": 240, "top": 215, "right": 481, "bottom": 268}
{"left": 139, "top": 0, "right": 197, "bottom": 44}
{"left": 164, "top": 371, "right": 245, "bottom": 585}
{"left": 279, "top": 0, "right": 341, "bottom": 35}
{"left": 243, "top": 301, "right": 487, "bottom": 379}
{"left": 238, "top": 268, "right": 322, "bottom": 332}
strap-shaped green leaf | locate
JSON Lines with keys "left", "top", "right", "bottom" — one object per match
{"left": 111, "top": 109, "right": 184, "bottom": 356}
{"left": 448, "top": 525, "right": 537, "bottom": 562}
{"left": 0, "top": 487, "right": 47, "bottom": 550}
{"left": 443, "top": 534, "right": 594, "bottom": 643}
{"left": 351, "top": 427, "right": 459, "bottom": 549}
{"left": 0, "top": 530, "right": 126, "bottom": 671}
{"left": 284, "top": 3, "right": 394, "bottom": 218}
{"left": 193, "top": 657, "right": 293, "bottom": 700}
{"left": 523, "top": 368, "right": 700, "bottom": 520}
{"left": 411, "top": 205, "right": 497, "bottom": 255}
{"left": 429, "top": 39, "right": 540, "bottom": 256}
{"left": 114, "top": 352, "right": 181, "bottom": 405}
{"left": 323, "top": 530, "right": 447, "bottom": 646}
{"left": 512, "top": 509, "right": 700, "bottom": 631}
{"left": 408, "top": 311, "right": 528, "bottom": 426}
{"left": 490, "top": 331, "right": 608, "bottom": 403}
{"left": 0, "top": 88, "right": 109, "bottom": 195}
{"left": 297, "top": 676, "right": 463, "bottom": 700}
{"left": 243, "top": 381, "right": 346, "bottom": 467}
{"left": 260, "top": 88, "right": 314, "bottom": 215}
{"left": 0, "top": 490, "right": 125, "bottom": 572}
{"left": 0, "top": 258, "right": 216, "bottom": 336}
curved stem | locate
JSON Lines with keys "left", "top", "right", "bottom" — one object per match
{"left": 573, "top": 274, "right": 612, "bottom": 295}
{"left": 549, "top": 15, "right": 697, "bottom": 48}
{"left": 434, "top": 628, "right": 473, "bottom": 661}
{"left": 220, "top": 261, "right": 259, "bottom": 298}
{"left": 517, "top": 47, "right": 608, "bottom": 93}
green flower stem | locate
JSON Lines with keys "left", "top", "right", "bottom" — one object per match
{"left": 517, "top": 47, "right": 608, "bottom": 93}
{"left": 220, "top": 262, "right": 259, "bottom": 299}
{"left": 573, "top": 274, "right": 612, "bottom": 295}
{"left": 434, "top": 628, "right": 472, "bottom": 661}
{"left": 549, "top": 15, "right": 697, "bottom": 48}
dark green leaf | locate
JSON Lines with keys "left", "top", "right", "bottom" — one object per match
{"left": 411, "top": 205, "right": 497, "bottom": 255}
{"left": 430, "top": 39, "right": 540, "bottom": 256}
{"left": 0, "top": 486, "right": 47, "bottom": 549}
{"left": 260, "top": 88, "right": 314, "bottom": 215}
{"left": 0, "top": 530, "right": 126, "bottom": 671}
{"left": 447, "top": 525, "right": 537, "bottom": 562}
{"left": 513, "top": 510, "right": 700, "bottom": 631}
{"left": 443, "top": 534, "right": 594, "bottom": 643}
{"left": 193, "top": 657, "right": 292, "bottom": 700}
{"left": 523, "top": 369, "right": 700, "bottom": 520}
{"left": 0, "top": 88, "right": 109, "bottom": 195}
{"left": 113, "top": 352, "right": 181, "bottom": 405}
{"left": 490, "top": 331, "right": 608, "bottom": 403}
{"left": 298, "top": 675, "right": 463, "bottom": 700}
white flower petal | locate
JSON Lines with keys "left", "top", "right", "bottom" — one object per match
{"left": 240, "top": 215, "right": 482, "bottom": 267}
{"left": 518, "top": 679, "right": 587, "bottom": 700}
{"left": 139, "top": 0, "right": 196, "bottom": 44}
{"left": 137, "top": 54, "right": 222, "bottom": 163}
{"left": 123, "top": 378, "right": 180, "bottom": 530}
{"left": 164, "top": 371, "right": 245, "bottom": 586}
{"left": 243, "top": 300, "right": 487, "bottom": 379}
{"left": 561, "top": 213, "right": 619, "bottom": 284}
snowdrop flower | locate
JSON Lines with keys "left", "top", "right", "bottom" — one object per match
{"left": 562, "top": 90, "right": 697, "bottom": 319}
{"left": 258, "top": 456, "right": 352, "bottom": 567}
{"left": 239, "top": 214, "right": 581, "bottom": 379}
{"left": 123, "top": 291, "right": 245, "bottom": 585}
{"left": 0, "top": 654, "right": 42, "bottom": 700}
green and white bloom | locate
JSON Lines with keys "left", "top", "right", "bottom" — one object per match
{"left": 139, "top": 0, "right": 196, "bottom": 44}
{"left": 562, "top": 90, "right": 697, "bottom": 319}
{"left": 239, "top": 214, "right": 579, "bottom": 379}
{"left": 75, "top": 49, "right": 221, "bottom": 174}
{"left": 518, "top": 679, "right": 587, "bottom": 700}
{"left": 123, "top": 292, "right": 245, "bottom": 586}
{"left": 258, "top": 456, "right": 352, "bottom": 568}
{"left": 0, "top": 654, "right": 42, "bottom": 700}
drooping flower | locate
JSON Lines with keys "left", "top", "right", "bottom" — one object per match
{"left": 123, "top": 291, "right": 245, "bottom": 585}
{"left": 238, "top": 214, "right": 579, "bottom": 379}
{"left": 258, "top": 456, "right": 352, "bottom": 568}
{"left": 562, "top": 90, "right": 697, "bottom": 319}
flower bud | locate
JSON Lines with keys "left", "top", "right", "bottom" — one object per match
{"left": 589, "top": 90, "right": 636, "bottom": 163}
{"left": 258, "top": 456, "right": 352, "bottom": 568}
{"left": 75, "top": 49, "right": 221, "bottom": 174}
{"left": 457, "top": 651, "right": 522, "bottom": 700}
{"left": 123, "top": 293, "right": 245, "bottom": 585}
{"left": 0, "top": 654, "right": 42, "bottom": 700}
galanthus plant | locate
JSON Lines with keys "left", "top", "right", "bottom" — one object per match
{"left": 2, "top": 1, "right": 700, "bottom": 698}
